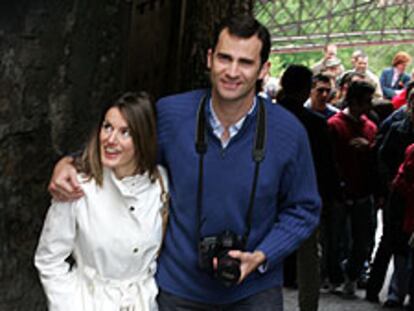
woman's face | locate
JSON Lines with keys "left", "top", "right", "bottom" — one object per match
{"left": 395, "top": 62, "right": 407, "bottom": 73}
{"left": 99, "top": 107, "right": 136, "bottom": 178}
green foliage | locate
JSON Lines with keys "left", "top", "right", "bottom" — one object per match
{"left": 255, "top": 0, "right": 414, "bottom": 77}
{"left": 269, "top": 44, "right": 414, "bottom": 78}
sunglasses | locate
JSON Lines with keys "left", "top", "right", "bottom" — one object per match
{"left": 315, "top": 87, "right": 331, "bottom": 94}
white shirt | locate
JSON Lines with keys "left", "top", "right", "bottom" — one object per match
{"left": 35, "top": 167, "right": 168, "bottom": 311}
{"left": 391, "top": 68, "right": 400, "bottom": 88}
{"left": 208, "top": 98, "right": 256, "bottom": 148}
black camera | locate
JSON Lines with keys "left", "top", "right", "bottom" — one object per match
{"left": 198, "top": 230, "right": 245, "bottom": 287}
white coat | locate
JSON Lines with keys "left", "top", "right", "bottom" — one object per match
{"left": 34, "top": 167, "right": 168, "bottom": 311}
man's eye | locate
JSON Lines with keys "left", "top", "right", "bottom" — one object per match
{"left": 239, "top": 59, "right": 254, "bottom": 67}
{"left": 217, "top": 54, "right": 231, "bottom": 62}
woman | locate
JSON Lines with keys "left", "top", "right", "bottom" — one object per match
{"left": 35, "top": 92, "right": 168, "bottom": 311}
{"left": 380, "top": 51, "right": 412, "bottom": 100}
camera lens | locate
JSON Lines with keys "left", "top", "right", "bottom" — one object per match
{"left": 216, "top": 254, "right": 241, "bottom": 287}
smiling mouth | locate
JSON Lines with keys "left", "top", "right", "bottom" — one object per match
{"left": 221, "top": 80, "right": 240, "bottom": 90}
{"left": 103, "top": 146, "right": 121, "bottom": 158}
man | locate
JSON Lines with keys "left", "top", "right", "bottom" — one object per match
{"left": 277, "top": 65, "right": 338, "bottom": 311}
{"left": 352, "top": 53, "right": 383, "bottom": 99}
{"left": 328, "top": 80, "right": 377, "bottom": 297}
{"left": 350, "top": 49, "right": 364, "bottom": 69}
{"left": 261, "top": 74, "right": 279, "bottom": 103}
{"left": 304, "top": 73, "right": 339, "bottom": 119}
{"left": 49, "top": 15, "right": 321, "bottom": 310}
{"left": 367, "top": 88, "right": 414, "bottom": 307}
{"left": 334, "top": 71, "right": 366, "bottom": 109}
{"left": 321, "top": 57, "right": 343, "bottom": 80}
{"left": 312, "top": 43, "right": 344, "bottom": 75}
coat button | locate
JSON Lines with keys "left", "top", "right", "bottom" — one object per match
{"left": 129, "top": 206, "right": 135, "bottom": 212}
{"left": 133, "top": 247, "right": 139, "bottom": 253}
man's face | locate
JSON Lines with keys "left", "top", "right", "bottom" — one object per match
{"left": 311, "top": 81, "right": 331, "bottom": 109}
{"left": 207, "top": 28, "right": 269, "bottom": 104}
{"left": 325, "top": 65, "right": 341, "bottom": 78}
{"left": 352, "top": 93, "right": 373, "bottom": 115}
{"left": 355, "top": 57, "right": 368, "bottom": 73}
{"left": 324, "top": 45, "right": 337, "bottom": 60}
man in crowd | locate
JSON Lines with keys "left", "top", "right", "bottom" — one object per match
{"left": 352, "top": 53, "right": 383, "bottom": 99}
{"left": 312, "top": 43, "right": 344, "bottom": 76}
{"left": 48, "top": 15, "right": 321, "bottom": 310}
{"left": 304, "top": 73, "right": 339, "bottom": 119}
{"left": 350, "top": 49, "right": 364, "bottom": 69}
{"left": 278, "top": 64, "right": 338, "bottom": 311}
{"left": 327, "top": 80, "right": 377, "bottom": 297}
{"left": 367, "top": 87, "right": 414, "bottom": 308}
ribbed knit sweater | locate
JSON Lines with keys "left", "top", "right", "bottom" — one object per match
{"left": 155, "top": 89, "right": 321, "bottom": 304}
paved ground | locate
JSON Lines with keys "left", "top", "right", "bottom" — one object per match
{"left": 283, "top": 210, "right": 405, "bottom": 310}
{"left": 284, "top": 288, "right": 386, "bottom": 310}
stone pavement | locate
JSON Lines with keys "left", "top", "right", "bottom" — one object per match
{"left": 282, "top": 210, "right": 403, "bottom": 310}
{"left": 284, "top": 288, "right": 387, "bottom": 311}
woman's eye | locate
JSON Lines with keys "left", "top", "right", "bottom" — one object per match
{"left": 121, "top": 129, "right": 130, "bottom": 138}
{"left": 102, "top": 122, "right": 113, "bottom": 132}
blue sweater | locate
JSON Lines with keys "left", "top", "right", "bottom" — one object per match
{"left": 155, "top": 89, "right": 321, "bottom": 303}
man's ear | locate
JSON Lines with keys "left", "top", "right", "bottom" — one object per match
{"left": 207, "top": 48, "right": 213, "bottom": 69}
{"left": 258, "top": 61, "right": 271, "bottom": 80}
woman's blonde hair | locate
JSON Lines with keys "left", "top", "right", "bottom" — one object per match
{"left": 76, "top": 92, "right": 157, "bottom": 186}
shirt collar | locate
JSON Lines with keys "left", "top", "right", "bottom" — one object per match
{"left": 208, "top": 97, "right": 257, "bottom": 148}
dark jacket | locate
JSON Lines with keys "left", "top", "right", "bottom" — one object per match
{"left": 380, "top": 67, "right": 410, "bottom": 100}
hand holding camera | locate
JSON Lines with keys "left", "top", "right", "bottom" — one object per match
{"left": 198, "top": 230, "right": 266, "bottom": 287}
{"left": 224, "top": 249, "right": 267, "bottom": 284}
{"left": 198, "top": 230, "right": 245, "bottom": 287}
{"left": 195, "top": 96, "right": 268, "bottom": 287}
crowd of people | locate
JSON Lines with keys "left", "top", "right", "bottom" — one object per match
{"left": 262, "top": 44, "right": 414, "bottom": 310}
{"left": 33, "top": 13, "right": 414, "bottom": 311}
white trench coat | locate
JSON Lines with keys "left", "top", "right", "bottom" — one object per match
{"left": 35, "top": 167, "right": 168, "bottom": 311}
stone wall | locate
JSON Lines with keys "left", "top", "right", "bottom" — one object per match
{"left": 124, "top": 0, "right": 182, "bottom": 98}
{"left": 178, "top": 0, "right": 254, "bottom": 91}
{"left": 0, "top": 0, "right": 253, "bottom": 309}
{"left": 0, "top": 0, "right": 127, "bottom": 309}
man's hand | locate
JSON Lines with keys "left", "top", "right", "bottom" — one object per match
{"left": 227, "top": 250, "right": 266, "bottom": 283}
{"left": 349, "top": 137, "right": 370, "bottom": 150}
{"left": 48, "top": 156, "right": 84, "bottom": 201}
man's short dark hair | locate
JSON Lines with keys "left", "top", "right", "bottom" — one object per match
{"left": 212, "top": 14, "right": 271, "bottom": 65}
{"left": 346, "top": 80, "right": 375, "bottom": 104}
{"left": 280, "top": 64, "right": 313, "bottom": 94}
{"left": 338, "top": 71, "right": 365, "bottom": 88}
{"left": 312, "top": 73, "right": 331, "bottom": 88}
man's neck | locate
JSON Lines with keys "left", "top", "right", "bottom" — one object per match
{"left": 344, "top": 106, "right": 362, "bottom": 121}
{"left": 211, "top": 93, "right": 255, "bottom": 129}
{"left": 311, "top": 100, "right": 326, "bottom": 112}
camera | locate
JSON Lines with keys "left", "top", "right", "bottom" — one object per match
{"left": 198, "top": 230, "right": 245, "bottom": 287}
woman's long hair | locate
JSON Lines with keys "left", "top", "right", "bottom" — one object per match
{"left": 76, "top": 92, "right": 157, "bottom": 186}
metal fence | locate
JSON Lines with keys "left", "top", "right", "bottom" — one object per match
{"left": 254, "top": 0, "right": 414, "bottom": 75}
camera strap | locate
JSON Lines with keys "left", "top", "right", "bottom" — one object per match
{"left": 195, "top": 94, "right": 267, "bottom": 244}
